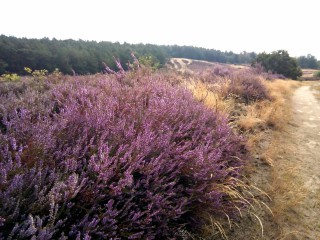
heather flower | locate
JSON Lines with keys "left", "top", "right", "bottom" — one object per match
{"left": 0, "top": 72, "right": 247, "bottom": 239}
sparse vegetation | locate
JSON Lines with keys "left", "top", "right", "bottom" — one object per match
{"left": 314, "top": 71, "right": 320, "bottom": 77}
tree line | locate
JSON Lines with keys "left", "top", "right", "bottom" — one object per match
{"left": 297, "top": 54, "right": 319, "bottom": 69}
{"left": 0, "top": 35, "right": 318, "bottom": 76}
{"left": 0, "top": 35, "right": 257, "bottom": 75}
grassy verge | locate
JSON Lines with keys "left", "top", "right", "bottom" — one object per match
{"left": 260, "top": 80, "right": 306, "bottom": 239}
{"left": 311, "top": 82, "right": 320, "bottom": 100}
{"left": 184, "top": 69, "right": 301, "bottom": 239}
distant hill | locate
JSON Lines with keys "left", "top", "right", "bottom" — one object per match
{"left": 167, "top": 58, "right": 249, "bottom": 74}
{"left": 0, "top": 35, "right": 256, "bottom": 75}
{"left": 1, "top": 35, "right": 317, "bottom": 75}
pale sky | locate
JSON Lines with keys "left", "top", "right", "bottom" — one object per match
{"left": 1, "top": 0, "right": 319, "bottom": 59}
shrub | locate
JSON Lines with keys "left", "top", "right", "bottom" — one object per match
{"left": 138, "top": 55, "right": 161, "bottom": 70}
{"left": 227, "top": 71, "right": 270, "bottom": 104}
{"left": 0, "top": 74, "right": 247, "bottom": 239}
{"left": 253, "top": 50, "right": 302, "bottom": 80}
{"left": 24, "top": 67, "right": 48, "bottom": 81}
{"left": 0, "top": 73, "right": 21, "bottom": 82}
{"left": 251, "top": 63, "right": 285, "bottom": 80}
{"left": 212, "top": 65, "right": 231, "bottom": 77}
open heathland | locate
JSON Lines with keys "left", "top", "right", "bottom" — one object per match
{"left": 1, "top": 58, "right": 313, "bottom": 239}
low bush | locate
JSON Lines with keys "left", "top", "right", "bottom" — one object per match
{"left": 0, "top": 73, "right": 247, "bottom": 239}
{"left": 0, "top": 73, "right": 21, "bottom": 82}
{"left": 227, "top": 72, "right": 270, "bottom": 104}
{"left": 196, "top": 66, "right": 271, "bottom": 104}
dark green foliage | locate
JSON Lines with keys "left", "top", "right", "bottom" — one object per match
{"left": 0, "top": 35, "right": 256, "bottom": 75}
{"left": 253, "top": 50, "right": 302, "bottom": 80}
{"left": 165, "top": 45, "right": 256, "bottom": 64}
{"left": 297, "top": 54, "right": 319, "bottom": 69}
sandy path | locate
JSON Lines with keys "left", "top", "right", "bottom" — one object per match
{"left": 169, "top": 58, "right": 192, "bottom": 73}
{"left": 277, "top": 83, "right": 320, "bottom": 239}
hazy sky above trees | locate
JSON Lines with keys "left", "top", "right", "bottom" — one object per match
{"left": 1, "top": 0, "right": 319, "bottom": 58}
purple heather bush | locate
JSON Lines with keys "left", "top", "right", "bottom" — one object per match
{"left": 0, "top": 70, "right": 247, "bottom": 239}
{"left": 251, "top": 63, "right": 285, "bottom": 80}
{"left": 201, "top": 65, "right": 271, "bottom": 104}
{"left": 227, "top": 71, "right": 270, "bottom": 103}
{"left": 211, "top": 65, "right": 231, "bottom": 77}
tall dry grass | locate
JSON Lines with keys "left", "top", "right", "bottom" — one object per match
{"left": 202, "top": 77, "right": 302, "bottom": 239}
{"left": 187, "top": 78, "right": 299, "bottom": 149}
{"left": 260, "top": 80, "right": 312, "bottom": 239}
{"left": 311, "top": 82, "right": 320, "bottom": 100}
{"left": 183, "top": 73, "right": 301, "bottom": 239}
{"left": 165, "top": 58, "right": 304, "bottom": 239}
{"left": 185, "top": 80, "right": 235, "bottom": 117}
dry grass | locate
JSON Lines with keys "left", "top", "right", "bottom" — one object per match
{"left": 265, "top": 79, "right": 299, "bottom": 99}
{"left": 176, "top": 60, "right": 303, "bottom": 239}
{"left": 233, "top": 79, "right": 305, "bottom": 238}
{"left": 237, "top": 114, "right": 264, "bottom": 131}
{"left": 259, "top": 80, "right": 314, "bottom": 239}
{"left": 249, "top": 80, "right": 298, "bottom": 129}
{"left": 186, "top": 80, "right": 235, "bottom": 116}
{"left": 311, "top": 82, "right": 320, "bottom": 100}
{"left": 184, "top": 77, "right": 302, "bottom": 239}
{"left": 267, "top": 147, "right": 309, "bottom": 240}
{"left": 316, "top": 189, "right": 320, "bottom": 208}
{"left": 199, "top": 177, "right": 272, "bottom": 240}
{"left": 236, "top": 80, "right": 299, "bottom": 153}
{"left": 186, "top": 78, "right": 300, "bottom": 163}
{"left": 182, "top": 77, "right": 281, "bottom": 239}
{"left": 300, "top": 69, "right": 320, "bottom": 80}
{"left": 270, "top": 158, "right": 307, "bottom": 222}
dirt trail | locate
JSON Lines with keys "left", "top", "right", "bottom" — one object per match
{"left": 169, "top": 58, "right": 192, "bottom": 73}
{"left": 276, "top": 83, "right": 320, "bottom": 239}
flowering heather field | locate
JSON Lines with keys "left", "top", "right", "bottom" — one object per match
{"left": 0, "top": 63, "right": 277, "bottom": 239}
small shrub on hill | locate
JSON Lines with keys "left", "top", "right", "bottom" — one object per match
{"left": 24, "top": 67, "right": 48, "bottom": 81}
{"left": 0, "top": 73, "right": 20, "bottom": 82}
{"left": 227, "top": 72, "right": 270, "bottom": 103}
{"left": 212, "top": 65, "right": 231, "bottom": 77}
{"left": 200, "top": 67, "right": 271, "bottom": 104}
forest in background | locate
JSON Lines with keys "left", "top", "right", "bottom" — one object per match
{"left": 0, "top": 35, "right": 319, "bottom": 75}
{"left": 0, "top": 35, "right": 256, "bottom": 75}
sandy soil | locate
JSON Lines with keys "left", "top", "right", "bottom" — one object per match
{"left": 301, "top": 69, "right": 320, "bottom": 80}
{"left": 168, "top": 58, "right": 193, "bottom": 73}
{"left": 168, "top": 58, "right": 249, "bottom": 74}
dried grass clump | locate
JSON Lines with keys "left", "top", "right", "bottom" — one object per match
{"left": 186, "top": 80, "right": 235, "bottom": 116}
